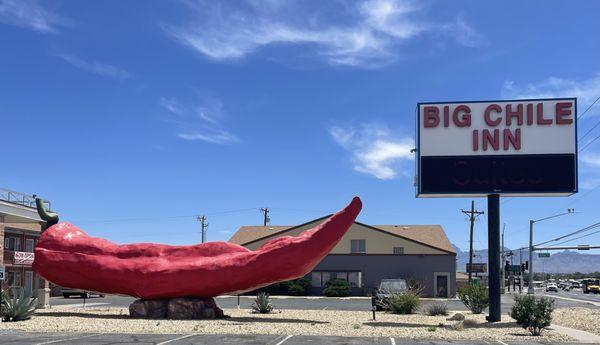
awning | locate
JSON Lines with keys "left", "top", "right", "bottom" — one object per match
{"left": 0, "top": 200, "right": 43, "bottom": 223}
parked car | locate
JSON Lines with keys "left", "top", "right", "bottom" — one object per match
{"left": 545, "top": 283, "right": 558, "bottom": 292}
{"left": 375, "top": 279, "right": 408, "bottom": 310}
{"left": 571, "top": 282, "right": 581, "bottom": 289}
{"left": 61, "top": 287, "right": 105, "bottom": 298}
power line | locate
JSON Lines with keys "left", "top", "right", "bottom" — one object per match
{"left": 534, "top": 221, "right": 600, "bottom": 247}
{"left": 578, "top": 95, "right": 600, "bottom": 120}
{"left": 550, "top": 227, "right": 600, "bottom": 247}
{"left": 579, "top": 131, "right": 600, "bottom": 152}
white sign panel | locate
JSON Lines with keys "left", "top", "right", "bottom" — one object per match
{"left": 416, "top": 98, "right": 577, "bottom": 197}
{"left": 14, "top": 251, "right": 35, "bottom": 265}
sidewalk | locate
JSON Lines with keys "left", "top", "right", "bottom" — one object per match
{"left": 550, "top": 324, "right": 600, "bottom": 343}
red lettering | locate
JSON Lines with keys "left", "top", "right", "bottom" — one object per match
{"left": 503, "top": 128, "right": 521, "bottom": 150}
{"left": 484, "top": 104, "right": 502, "bottom": 126}
{"left": 473, "top": 130, "right": 479, "bottom": 151}
{"left": 453, "top": 105, "right": 471, "bottom": 127}
{"left": 423, "top": 106, "right": 440, "bottom": 127}
{"left": 556, "top": 102, "right": 573, "bottom": 125}
{"left": 443, "top": 106, "right": 450, "bottom": 127}
{"left": 526, "top": 104, "right": 534, "bottom": 125}
{"left": 506, "top": 104, "right": 523, "bottom": 126}
{"left": 482, "top": 129, "right": 499, "bottom": 151}
{"left": 536, "top": 103, "right": 552, "bottom": 125}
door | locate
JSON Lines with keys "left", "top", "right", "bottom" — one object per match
{"left": 436, "top": 275, "right": 448, "bottom": 298}
{"left": 24, "top": 271, "right": 33, "bottom": 295}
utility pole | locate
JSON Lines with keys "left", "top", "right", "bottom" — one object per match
{"left": 260, "top": 207, "right": 270, "bottom": 226}
{"left": 197, "top": 215, "right": 208, "bottom": 243}
{"left": 462, "top": 200, "right": 484, "bottom": 284}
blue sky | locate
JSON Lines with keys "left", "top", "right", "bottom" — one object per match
{"left": 2, "top": 0, "right": 600, "bottom": 256}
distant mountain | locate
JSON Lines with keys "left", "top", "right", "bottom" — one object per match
{"left": 453, "top": 244, "right": 600, "bottom": 273}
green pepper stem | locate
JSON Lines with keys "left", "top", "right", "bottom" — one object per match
{"left": 36, "top": 198, "right": 59, "bottom": 227}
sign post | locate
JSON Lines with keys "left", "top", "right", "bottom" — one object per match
{"left": 416, "top": 98, "right": 577, "bottom": 322}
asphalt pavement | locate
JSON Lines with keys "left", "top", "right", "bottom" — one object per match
{"left": 49, "top": 288, "right": 600, "bottom": 313}
{"left": 0, "top": 331, "right": 584, "bottom": 345}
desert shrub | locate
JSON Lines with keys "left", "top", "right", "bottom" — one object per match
{"left": 457, "top": 285, "right": 488, "bottom": 314}
{"left": 510, "top": 295, "right": 554, "bottom": 336}
{"left": 447, "top": 312, "right": 465, "bottom": 321}
{"left": 1, "top": 288, "right": 37, "bottom": 322}
{"left": 425, "top": 302, "right": 448, "bottom": 316}
{"left": 257, "top": 277, "right": 312, "bottom": 296}
{"left": 406, "top": 278, "right": 426, "bottom": 296}
{"left": 384, "top": 291, "right": 420, "bottom": 314}
{"left": 281, "top": 278, "right": 312, "bottom": 296}
{"left": 323, "top": 279, "right": 350, "bottom": 297}
{"left": 251, "top": 292, "right": 274, "bottom": 314}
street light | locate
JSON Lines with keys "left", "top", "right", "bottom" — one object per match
{"left": 528, "top": 209, "right": 575, "bottom": 294}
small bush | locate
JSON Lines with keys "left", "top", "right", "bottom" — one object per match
{"left": 384, "top": 291, "right": 420, "bottom": 314}
{"left": 1, "top": 288, "right": 37, "bottom": 322}
{"left": 510, "top": 295, "right": 554, "bottom": 336}
{"left": 447, "top": 312, "right": 465, "bottom": 321}
{"left": 426, "top": 326, "right": 437, "bottom": 332}
{"left": 323, "top": 279, "right": 350, "bottom": 297}
{"left": 425, "top": 302, "right": 448, "bottom": 316}
{"left": 457, "top": 285, "right": 489, "bottom": 314}
{"left": 251, "top": 292, "right": 274, "bottom": 314}
{"left": 449, "top": 321, "right": 464, "bottom": 331}
{"left": 258, "top": 277, "right": 312, "bottom": 296}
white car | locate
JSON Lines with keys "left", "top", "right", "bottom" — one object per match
{"left": 546, "top": 283, "right": 558, "bottom": 292}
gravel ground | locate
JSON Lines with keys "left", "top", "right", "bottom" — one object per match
{"left": 0, "top": 307, "right": 572, "bottom": 342}
{"left": 553, "top": 307, "right": 600, "bottom": 336}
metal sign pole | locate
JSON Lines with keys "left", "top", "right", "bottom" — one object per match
{"left": 487, "top": 194, "right": 501, "bottom": 322}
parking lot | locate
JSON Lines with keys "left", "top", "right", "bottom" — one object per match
{"left": 0, "top": 331, "right": 584, "bottom": 345}
{"left": 49, "top": 290, "right": 600, "bottom": 314}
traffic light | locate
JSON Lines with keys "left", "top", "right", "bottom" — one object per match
{"left": 505, "top": 261, "right": 510, "bottom": 271}
{"left": 521, "top": 263, "right": 526, "bottom": 272}
{"left": 525, "top": 261, "right": 529, "bottom": 270}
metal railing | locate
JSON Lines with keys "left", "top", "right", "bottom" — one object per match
{"left": 0, "top": 188, "right": 51, "bottom": 210}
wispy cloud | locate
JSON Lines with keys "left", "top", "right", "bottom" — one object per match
{"left": 160, "top": 95, "right": 238, "bottom": 144}
{"left": 0, "top": 0, "right": 68, "bottom": 33}
{"left": 167, "top": 0, "right": 482, "bottom": 68}
{"left": 57, "top": 54, "right": 130, "bottom": 81}
{"left": 501, "top": 73, "right": 600, "bottom": 116}
{"left": 329, "top": 124, "right": 414, "bottom": 179}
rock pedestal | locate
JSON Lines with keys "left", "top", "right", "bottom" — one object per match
{"left": 129, "top": 297, "right": 225, "bottom": 319}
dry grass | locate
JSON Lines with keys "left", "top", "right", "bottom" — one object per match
{"left": 0, "top": 307, "right": 574, "bottom": 341}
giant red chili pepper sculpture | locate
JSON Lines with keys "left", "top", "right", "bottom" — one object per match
{"left": 33, "top": 197, "right": 361, "bottom": 299}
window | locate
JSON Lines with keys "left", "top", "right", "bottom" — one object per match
{"left": 350, "top": 239, "right": 366, "bottom": 254}
{"left": 310, "top": 271, "right": 361, "bottom": 288}
{"left": 393, "top": 247, "right": 404, "bottom": 255}
{"left": 25, "top": 239, "right": 35, "bottom": 252}
{"left": 4, "top": 237, "right": 21, "bottom": 251}
{"left": 348, "top": 272, "right": 360, "bottom": 287}
{"left": 7, "top": 271, "right": 21, "bottom": 287}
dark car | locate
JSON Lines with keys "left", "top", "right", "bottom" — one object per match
{"left": 375, "top": 279, "right": 408, "bottom": 310}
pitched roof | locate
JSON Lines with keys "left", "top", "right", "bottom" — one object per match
{"left": 371, "top": 224, "right": 455, "bottom": 254}
{"left": 229, "top": 219, "right": 455, "bottom": 254}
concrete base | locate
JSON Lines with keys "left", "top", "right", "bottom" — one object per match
{"left": 129, "top": 297, "right": 225, "bottom": 319}
{"left": 36, "top": 286, "right": 51, "bottom": 309}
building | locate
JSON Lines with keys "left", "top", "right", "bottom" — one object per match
{"left": 229, "top": 216, "right": 457, "bottom": 297}
{"left": 0, "top": 188, "right": 50, "bottom": 305}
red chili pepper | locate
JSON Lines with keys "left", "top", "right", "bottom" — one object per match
{"left": 33, "top": 197, "right": 362, "bottom": 299}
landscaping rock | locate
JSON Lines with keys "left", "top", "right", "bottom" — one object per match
{"left": 129, "top": 299, "right": 168, "bottom": 318}
{"left": 129, "top": 297, "right": 224, "bottom": 319}
{"left": 167, "top": 297, "right": 225, "bottom": 319}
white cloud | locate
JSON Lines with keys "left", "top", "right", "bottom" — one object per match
{"left": 581, "top": 154, "right": 600, "bottom": 168}
{"left": 329, "top": 124, "right": 414, "bottom": 179}
{"left": 168, "top": 0, "right": 481, "bottom": 68}
{"left": 160, "top": 95, "right": 238, "bottom": 145}
{"left": 0, "top": 0, "right": 67, "bottom": 33}
{"left": 501, "top": 73, "right": 600, "bottom": 116}
{"left": 177, "top": 129, "right": 239, "bottom": 144}
{"left": 57, "top": 54, "right": 130, "bottom": 80}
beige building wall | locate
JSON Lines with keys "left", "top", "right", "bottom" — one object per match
{"left": 245, "top": 221, "right": 446, "bottom": 255}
